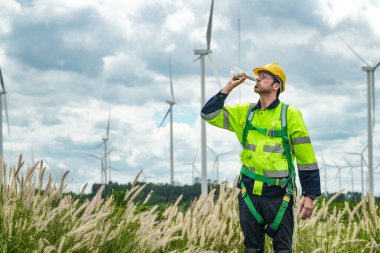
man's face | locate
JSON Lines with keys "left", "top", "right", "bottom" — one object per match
{"left": 254, "top": 71, "right": 279, "bottom": 94}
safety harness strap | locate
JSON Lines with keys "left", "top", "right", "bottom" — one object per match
{"left": 241, "top": 166, "right": 289, "bottom": 188}
{"left": 240, "top": 103, "right": 295, "bottom": 238}
{"left": 240, "top": 182, "right": 264, "bottom": 224}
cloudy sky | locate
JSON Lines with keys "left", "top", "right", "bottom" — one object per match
{"left": 1, "top": 0, "right": 380, "bottom": 194}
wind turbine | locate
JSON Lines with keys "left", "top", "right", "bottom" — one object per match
{"left": 207, "top": 146, "right": 235, "bottom": 183}
{"left": 193, "top": 0, "right": 215, "bottom": 196}
{"left": 0, "top": 66, "right": 11, "bottom": 161}
{"left": 333, "top": 161, "right": 343, "bottom": 192}
{"left": 83, "top": 153, "right": 105, "bottom": 184}
{"left": 84, "top": 146, "right": 116, "bottom": 184}
{"left": 345, "top": 145, "right": 368, "bottom": 196}
{"left": 176, "top": 151, "right": 201, "bottom": 185}
{"left": 326, "top": 161, "right": 349, "bottom": 193}
{"left": 96, "top": 111, "right": 113, "bottom": 183}
{"left": 343, "top": 158, "right": 359, "bottom": 195}
{"left": 339, "top": 35, "right": 380, "bottom": 199}
{"left": 158, "top": 57, "right": 176, "bottom": 185}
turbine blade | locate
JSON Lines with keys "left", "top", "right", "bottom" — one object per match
{"left": 343, "top": 157, "right": 352, "bottom": 167}
{"left": 372, "top": 77, "right": 375, "bottom": 128}
{"left": 207, "top": 145, "right": 216, "bottom": 156}
{"left": 362, "top": 156, "right": 369, "bottom": 167}
{"left": 106, "top": 111, "right": 111, "bottom": 139}
{"left": 111, "top": 167, "right": 120, "bottom": 172}
{"left": 4, "top": 94, "right": 10, "bottom": 136}
{"left": 0, "top": 66, "right": 5, "bottom": 92}
{"left": 321, "top": 151, "right": 326, "bottom": 167}
{"left": 82, "top": 152, "right": 101, "bottom": 159}
{"left": 207, "top": 54, "right": 222, "bottom": 88}
{"left": 362, "top": 144, "right": 368, "bottom": 154}
{"left": 169, "top": 57, "right": 175, "bottom": 101}
{"left": 338, "top": 35, "right": 370, "bottom": 66}
{"left": 193, "top": 56, "right": 201, "bottom": 62}
{"left": 213, "top": 158, "right": 217, "bottom": 173}
{"left": 220, "top": 150, "right": 235, "bottom": 156}
{"left": 176, "top": 162, "right": 192, "bottom": 167}
{"left": 95, "top": 140, "right": 104, "bottom": 149}
{"left": 344, "top": 152, "right": 360, "bottom": 155}
{"left": 106, "top": 145, "right": 116, "bottom": 155}
{"left": 193, "top": 164, "right": 201, "bottom": 174}
{"left": 158, "top": 108, "right": 171, "bottom": 128}
{"left": 193, "top": 150, "right": 198, "bottom": 163}
{"left": 206, "top": 0, "right": 214, "bottom": 51}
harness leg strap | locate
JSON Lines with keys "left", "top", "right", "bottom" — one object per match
{"left": 241, "top": 182, "right": 265, "bottom": 224}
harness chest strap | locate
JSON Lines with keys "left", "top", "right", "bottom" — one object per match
{"left": 240, "top": 103, "right": 295, "bottom": 238}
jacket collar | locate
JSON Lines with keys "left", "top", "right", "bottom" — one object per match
{"left": 253, "top": 98, "right": 280, "bottom": 110}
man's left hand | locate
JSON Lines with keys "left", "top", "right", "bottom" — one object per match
{"left": 299, "top": 196, "right": 314, "bottom": 220}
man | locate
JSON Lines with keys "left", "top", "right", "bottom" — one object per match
{"left": 201, "top": 62, "right": 321, "bottom": 252}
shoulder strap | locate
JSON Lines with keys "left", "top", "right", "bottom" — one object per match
{"left": 241, "top": 103, "right": 257, "bottom": 147}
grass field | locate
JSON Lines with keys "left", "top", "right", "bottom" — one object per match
{"left": 1, "top": 156, "right": 379, "bottom": 252}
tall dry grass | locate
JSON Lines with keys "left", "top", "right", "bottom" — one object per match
{"left": 1, "top": 155, "right": 379, "bottom": 252}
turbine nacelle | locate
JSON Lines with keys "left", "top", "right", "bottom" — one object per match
{"left": 194, "top": 49, "right": 212, "bottom": 56}
{"left": 166, "top": 100, "right": 175, "bottom": 105}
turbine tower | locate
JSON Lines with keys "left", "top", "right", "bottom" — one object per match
{"left": 345, "top": 145, "right": 368, "bottom": 197}
{"left": 176, "top": 151, "right": 201, "bottom": 185}
{"left": 208, "top": 146, "right": 235, "bottom": 183}
{"left": 194, "top": 0, "right": 215, "bottom": 196}
{"left": 339, "top": 36, "right": 380, "bottom": 199}
{"left": 96, "top": 111, "right": 112, "bottom": 183}
{"left": 0, "top": 66, "right": 10, "bottom": 161}
{"left": 158, "top": 57, "right": 176, "bottom": 185}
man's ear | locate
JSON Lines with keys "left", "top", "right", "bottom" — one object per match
{"left": 273, "top": 82, "right": 280, "bottom": 92}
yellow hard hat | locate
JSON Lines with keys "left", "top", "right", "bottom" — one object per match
{"left": 253, "top": 62, "right": 286, "bottom": 93}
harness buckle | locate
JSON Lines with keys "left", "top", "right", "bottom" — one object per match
{"left": 279, "top": 178, "right": 288, "bottom": 188}
{"left": 286, "top": 185, "right": 293, "bottom": 194}
{"left": 268, "top": 129, "right": 276, "bottom": 138}
{"left": 241, "top": 187, "right": 247, "bottom": 197}
{"left": 264, "top": 225, "right": 277, "bottom": 238}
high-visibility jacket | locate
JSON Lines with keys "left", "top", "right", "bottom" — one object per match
{"left": 201, "top": 92, "right": 321, "bottom": 197}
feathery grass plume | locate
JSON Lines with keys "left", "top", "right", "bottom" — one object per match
{"left": 25, "top": 160, "right": 40, "bottom": 185}
{"left": 143, "top": 190, "right": 153, "bottom": 205}
{"left": 14, "top": 154, "right": 24, "bottom": 179}
{"left": 44, "top": 173, "right": 53, "bottom": 193}
{"left": 124, "top": 184, "right": 141, "bottom": 202}
{"left": 80, "top": 183, "right": 88, "bottom": 196}
{"left": 2, "top": 155, "right": 380, "bottom": 252}
{"left": 83, "top": 185, "right": 104, "bottom": 217}
{"left": 132, "top": 169, "right": 143, "bottom": 188}
{"left": 58, "top": 170, "right": 70, "bottom": 195}
{"left": 38, "top": 164, "right": 46, "bottom": 194}
{"left": 43, "top": 245, "right": 55, "bottom": 253}
{"left": 128, "top": 184, "right": 146, "bottom": 204}
{"left": 57, "top": 236, "right": 66, "bottom": 253}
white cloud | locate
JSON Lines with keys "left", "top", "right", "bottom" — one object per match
{"left": 1, "top": 0, "right": 380, "bottom": 195}
{"left": 165, "top": 9, "right": 195, "bottom": 33}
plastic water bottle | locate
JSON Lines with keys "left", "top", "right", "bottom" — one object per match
{"left": 230, "top": 66, "right": 256, "bottom": 86}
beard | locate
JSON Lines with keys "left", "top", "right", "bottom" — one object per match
{"left": 254, "top": 82, "right": 272, "bottom": 94}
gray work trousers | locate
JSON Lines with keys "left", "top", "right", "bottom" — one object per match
{"left": 238, "top": 192, "right": 294, "bottom": 253}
